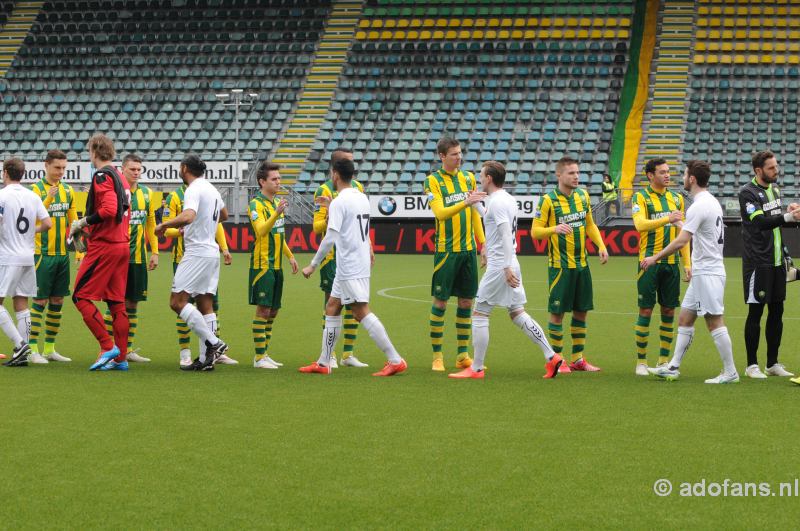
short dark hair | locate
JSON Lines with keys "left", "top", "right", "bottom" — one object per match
{"left": 122, "top": 153, "right": 142, "bottom": 166}
{"left": 437, "top": 136, "right": 460, "bottom": 156}
{"left": 752, "top": 150, "right": 775, "bottom": 171}
{"left": 256, "top": 161, "right": 280, "bottom": 183}
{"left": 644, "top": 158, "right": 667, "bottom": 176}
{"left": 332, "top": 158, "right": 354, "bottom": 183}
{"left": 686, "top": 159, "right": 711, "bottom": 187}
{"left": 88, "top": 133, "right": 115, "bottom": 161}
{"left": 45, "top": 149, "right": 67, "bottom": 164}
{"left": 330, "top": 148, "right": 353, "bottom": 165}
{"left": 181, "top": 153, "right": 206, "bottom": 177}
{"left": 3, "top": 158, "right": 25, "bottom": 181}
{"left": 482, "top": 160, "right": 506, "bottom": 187}
{"left": 555, "top": 156, "right": 579, "bottom": 173}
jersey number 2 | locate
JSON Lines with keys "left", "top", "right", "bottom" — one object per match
{"left": 715, "top": 216, "right": 724, "bottom": 245}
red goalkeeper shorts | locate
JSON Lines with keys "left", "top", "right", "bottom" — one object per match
{"left": 73, "top": 241, "right": 130, "bottom": 303}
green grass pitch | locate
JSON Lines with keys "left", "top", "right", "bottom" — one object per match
{"left": 1, "top": 253, "right": 799, "bottom": 528}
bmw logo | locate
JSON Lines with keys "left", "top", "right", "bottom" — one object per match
{"left": 378, "top": 196, "right": 397, "bottom": 216}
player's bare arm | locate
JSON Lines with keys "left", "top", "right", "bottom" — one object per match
{"left": 155, "top": 208, "right": 196, "bottom": 236}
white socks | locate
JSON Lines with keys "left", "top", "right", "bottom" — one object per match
{"left": 711, "top": 326, "right": 737, "bottom": 375}
{"left": 669, "top": 326, "right": 694, "bottom": 369}
{"left": 179, "top": 304, "right": 219, "bottom": 361}
{"left": 361, "top": 313, "right": 402, "bottom": 364}
{"left": 472, "top": 312, "right": 555, "bottom": 371}
{"left": 15, "top": 309, "right": 30, "bottom": 344}
{"left": 0, "top": 307, "right": 23, "bottom": 347}
{"left": 199, "top": 313, "right": 219, "bottom": 356}
{"left": 512, "top": 312, "right": 555, "bottom": 361}
{"left": 471, "top": 314, "right": 489, "bottom": 371}
{"left": 317, "top": 315, "right": 342, "bottom": 366}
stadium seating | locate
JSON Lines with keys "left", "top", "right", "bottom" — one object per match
{"left": 296, "top": 0, "right": 633, "bottom": 196}
{"left": 688, "top": 2, "right": 800, "bottom": 198}
{"left": 0, "top": 0, "right": 330, "bottom": 163}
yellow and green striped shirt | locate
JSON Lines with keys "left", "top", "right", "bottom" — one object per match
{"left": 128, "top": 184, "right": 158, "bottom": 264}
{"left": 535, "top": 187, "right": 596, "bottom": 269}
{"left": 312, "top": 178, "right": 364, "bottom": 266}
{"left": 424, "top": 168, "right": 479, "bottom": 253}
{"left": 632, "top": 186, "right": 686, "bottom": 264}
{"left": 164, "top": 186, "right": 186, "bottom": 263}
{"left": 248, "top": 192, "right": 290, "bottom": 270}
{"left": 31, "top": 178, "right": 77, "bottom": 256}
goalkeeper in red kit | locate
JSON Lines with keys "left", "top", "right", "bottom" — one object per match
{"left": 69, "top": 134, "right": 132, "bottom": 371}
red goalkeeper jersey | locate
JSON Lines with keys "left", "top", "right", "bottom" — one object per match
{"left": 87, "top": 166, "right": 130, "bottom": 244}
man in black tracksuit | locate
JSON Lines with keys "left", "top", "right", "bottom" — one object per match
{"left": 739, "top": 150, "right": 800, "bottom": 378}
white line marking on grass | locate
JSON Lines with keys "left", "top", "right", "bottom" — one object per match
{"left": 376, "top": 284, "right": 800, "bottom": 320}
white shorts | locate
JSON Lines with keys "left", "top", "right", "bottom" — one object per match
{"left": 172, "top": 256, "right": 220, "bottom": 297}
{"left": 0, "top": 265, "right": 37, "bottom": 298}
{"left": 476, "top": 265, "right": 527, "bottom": 309}
{"left": 331, "top": 277, "right": 370, "bottom": 305}
{"left": 681, "top": 274, "right": 725, "bottom": 316}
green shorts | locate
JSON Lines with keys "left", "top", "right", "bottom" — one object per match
{"left": 637, "top": 262, "right": 680, "bottom": 309}
{"left": 249, "top": 268, "right": 283, "bottom": 309}
{"left": 431, "top": 251, "right": 478, "bottom": 301}
{"left": 173, "top": 261, "right": 219, "bottom": 304}
{"left": 319, "top": 259, "right": 336, "bottom": 294}
{"left": 126, "top": 262, "right": 149, "bottom": 302}
{"left": 34, "top": 254, "right": 71, "bottom": 298}
{"left": 548, "top": 266, "right": 593, "bottom": 314}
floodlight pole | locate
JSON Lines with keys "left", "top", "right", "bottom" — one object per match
{"left": 215, "top": 89, "right": 256, "bottom": 224}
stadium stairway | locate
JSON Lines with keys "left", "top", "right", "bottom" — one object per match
{"left": 638, "top": 0, "right": 696, "bottom": 169}
{"left": 273, "top": 0, "right": 364, "bottom": 190}
{"left": 0, "top": 0, "right": 43, "bottom": 78}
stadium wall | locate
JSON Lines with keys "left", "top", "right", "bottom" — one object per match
{"left": 192, "top": 222, "right": 790, "bottom": 259}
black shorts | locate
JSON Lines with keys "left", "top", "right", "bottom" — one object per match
{"left": 743, "top": 265, "right": 786, "bottom": 304}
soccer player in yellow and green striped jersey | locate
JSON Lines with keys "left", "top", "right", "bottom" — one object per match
{"left": 103, "top": 154, "right": 159, "bottom": 363}
{"left": 532, "top": 157, "right": 608, "bottom": 373}
{"left": 312, "top": 148, "right": 370, "bottom": 368}
{"left": 248, "top": 162, "right": 298, "bottom": 369}
{"left": 425, "top": 137, "right": 487, "bottom": 372}
{"left": 164, "top": 183, "right": 233, "bottom": 366}
{"left": 29, "top": 149, "right": 83, "bottom": 363}
{"left": 631, "top": 158, "right": 691, "bottom": 376}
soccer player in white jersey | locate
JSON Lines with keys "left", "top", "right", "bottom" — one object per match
{"left": 155, "top": 154, "right": 230, "bottom": 371}
{"left": 642, "top": 160, "right": 740, "bottom": 383}
{"left": 449, "top": 161, "right": 564, "bottom": 379}
{"left": 300, "top": 158, "right": 407, "bottom": 376}
{"left": 0, "top": 158, "right": 52, "bottom": 367}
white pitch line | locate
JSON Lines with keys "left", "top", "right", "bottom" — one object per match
{"left": 376, "top": 284, "right": 800, "bottom": 320}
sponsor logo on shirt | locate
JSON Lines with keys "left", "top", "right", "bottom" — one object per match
{"left": 762, "top": 198, "right": 781, "bottom": 213}
{"left": 649, "top": 211, "right": 671, "bottom": 221}
{"left": 557, "top": 210, "right": 587, "bottom": 228}
{"left": 444, "top": 191, "right": 469, "bottom": 205}
{"left": 130, "top": 209, "right": 147, "bottom": 225}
